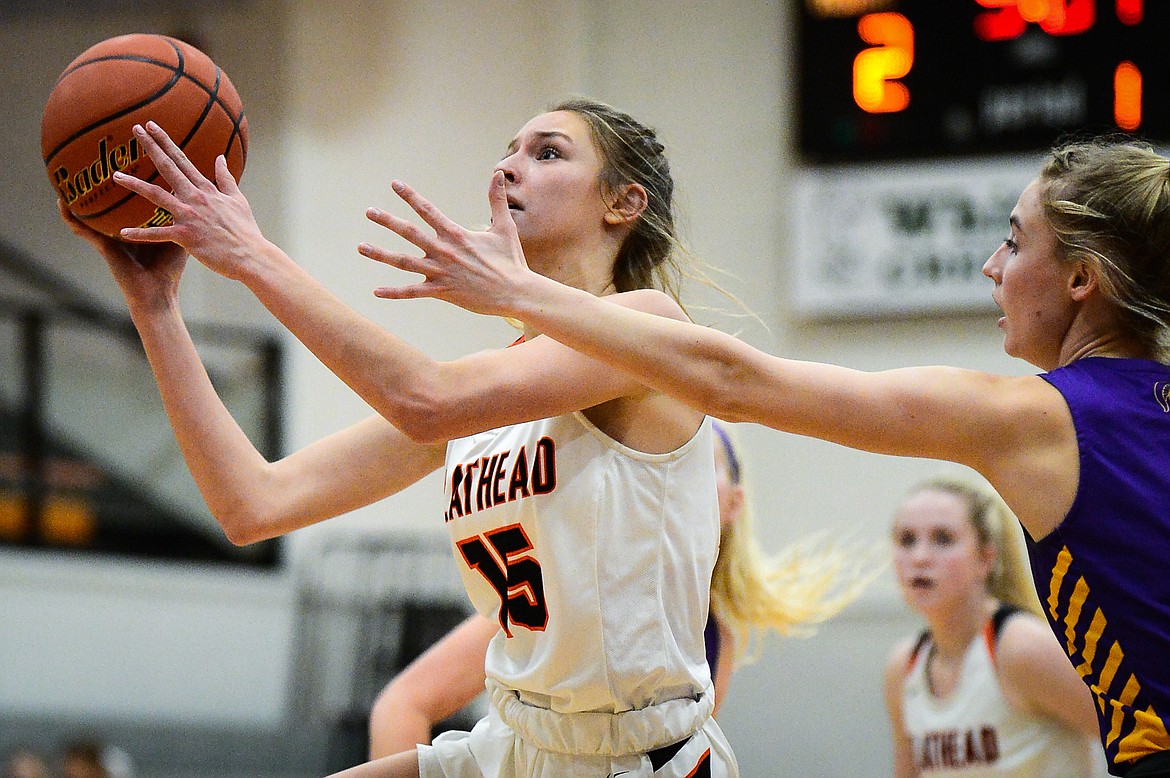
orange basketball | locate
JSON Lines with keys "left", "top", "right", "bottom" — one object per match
{"left": 41, "top": 33, "right": 248, "bottom": 238}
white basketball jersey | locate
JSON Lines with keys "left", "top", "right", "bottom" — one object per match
{"left": 902, "top": 613, "right": 1090, "bottom": 776}
{"left": 442, "top": 411, "right": 719, "bottom": 716}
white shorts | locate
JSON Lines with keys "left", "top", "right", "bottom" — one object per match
{"left": 418, "top": 682, "right": 737, "bottom": 778}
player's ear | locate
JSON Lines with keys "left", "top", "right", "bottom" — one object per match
{"left": 604, "top": 183, "right": 648, "bottom": 226}
{"left": 1068, "top": 258, "right": 1099, "bottom": 302}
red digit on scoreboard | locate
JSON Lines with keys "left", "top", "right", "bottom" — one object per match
{"left": 1116, "top": 0, "right": 1142, "bottom": 24}
{"left": 974, "top": 0, "right": 1025, "bottom": 41}
{"left": 1041, "top": 0, "right": 1095, "bottom": 35}
{"left": 974, "top": 0, "right": 1095, "bottom": 41}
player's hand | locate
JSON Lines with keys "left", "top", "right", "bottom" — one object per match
{"left": 361, "top": 171, "right": 535, "bottom": 317}
{"left": 111, "top": 121, "right": 267, "bottom": 283}
{"left": 58, "top": 196, "right": 188, "bottom": 309}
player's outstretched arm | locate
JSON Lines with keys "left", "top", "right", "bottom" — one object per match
{"left": 60, "top": 190, "right": 446, "bottom": 545}
{"left": 364, "top": 173, "right": 811, "bottom": 436}
{"left": 109, "top": 122, "right": 451, "bottom": 443}
{"left": 364, "top": 173, "right": 926, "bottom": 450}
{"left": 365, "top": 175, "right": 1080, "bottom": 539}
{"left": 368, "top": 614, "right": 496, "bottom": 759}
{"left": 371, "top": 179, "right": 1017, "bottom": 456}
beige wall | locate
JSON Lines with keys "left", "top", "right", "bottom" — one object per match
{"left": 0, "top": 1, "right": 1035, "bottom": 774}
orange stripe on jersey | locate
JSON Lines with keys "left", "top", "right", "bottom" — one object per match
{"left": 684, "top": 748, "right": 712, "bottom": 778}
{"left": 1102, "top": 643, "right": 1128, "bottom": 744}
{"left": 982, "top": 618, "right": 998, "bottom": 666}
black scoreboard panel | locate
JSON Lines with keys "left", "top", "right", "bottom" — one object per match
{"left": 796, "top": 0, "right": 1170, "bottom": 163}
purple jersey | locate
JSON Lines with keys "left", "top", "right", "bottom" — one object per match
{"left": 705, "top": 613, "right": 721, "bottom": 681}
{"left": 1034, "top": 357, "right": 1170, "bottom": 775}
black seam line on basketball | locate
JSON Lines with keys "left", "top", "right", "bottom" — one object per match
{"left": 50, "top": 65, "right": 244, "bottom": 171}
{"left": 57, "top": 52, "right": 185, "bottom": 82}
{"left": 46, "top": 44, "right": 241, "bottom": 166}
{"left": 77, "top": 83, "right": 240, "bottom": 223}
{"left": 87, "top": 55, "right": 225, "bottom": 221}
{"left": 43, "top": 57, "right": 187, "bottom": 164}
{"left": 177, "top": 66, "right": 222, "bottom": 155}
{"left": 79, "top": 41, "right": 194, "bottom": 222}
{"left": 68, "top": 48, "right": 238, "bottom": 220}
{"left": 70, "top": 42, "right": 189, "bottom": 220}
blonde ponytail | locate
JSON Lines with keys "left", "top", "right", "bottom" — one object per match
{"left": 710, "top": 422, "right": 875, "bottom": 666}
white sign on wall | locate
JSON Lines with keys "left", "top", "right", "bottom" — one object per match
{"left": 791, "top": 155, "right": 1040, "bottom": 320}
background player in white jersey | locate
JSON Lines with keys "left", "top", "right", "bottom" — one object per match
{"left": 367, "top": 419, "right": 868, "bottom": 758}
{"left": 59, "top": 101, "right": 738, "bottom": 777}
{"left": 883, "top": 477, "right": 1102, "bottom": 777}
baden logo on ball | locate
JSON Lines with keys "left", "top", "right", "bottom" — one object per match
{"left": 41, "top": 33, "right": 248, "bottom": 238}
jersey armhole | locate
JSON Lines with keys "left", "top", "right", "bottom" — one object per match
{"left": 985, "top": 603, "right": 1022, "bottom": 667}
{"left": 906, "top": 629, "right": 931, "bottom": 675}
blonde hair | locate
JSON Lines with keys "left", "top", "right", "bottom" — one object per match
{"left": 552, "top": 98, "right": 684, "bottom": 301}
{"left": 551, "top": 98, "right": 753, "bottom": 327}
{"left": 905, "top": 476, "right": 1043, "bottom": 618}
{"left": 709, "top": 421, "right": 873, "bottom": 666}
{"left": 1039, "top": 136, "right": 1170, "bottom": 360}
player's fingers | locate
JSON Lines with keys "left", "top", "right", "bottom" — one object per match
{"left": 358, "top": 242, "right": 433, "bottom": 276}
{"left": 390, "top": 180, "right": 462, "bottom": 237}
{"left": 486, "top": 170, "right": 516, "bottom": 237}
{"left": 214, "top": 155, "right": 242, "bottom": 195}
{"left": 111, "top": 169, "right": 181, "bottom": 213}
{"left": 119, "top": 225, "right": 181, "bottom": 243}
{"left": 136, "top": 122, "right": 207, "bottom": 191}
{"left": 365, "top": 207, "right": 441, "bottom": 255}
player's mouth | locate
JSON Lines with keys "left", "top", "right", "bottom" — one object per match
{"left": 909, "top": 575, "right": 934, "bottom": 590}
{"left": 507, "top": 197, "right": 523, "bottom": 212}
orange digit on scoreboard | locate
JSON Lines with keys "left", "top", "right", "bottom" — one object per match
{"left": 852, "top": 12, "right": 914, "bottom": 114}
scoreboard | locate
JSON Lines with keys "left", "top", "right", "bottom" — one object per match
{"left": 796, "top": 0, "right": 1170, "bottom": 162}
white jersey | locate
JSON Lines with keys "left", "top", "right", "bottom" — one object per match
{"left": 902, "top": 611, "right": 1091, "bottom": 777}
{"left": 442, "top": 411, "right": 719, "bottom": 718}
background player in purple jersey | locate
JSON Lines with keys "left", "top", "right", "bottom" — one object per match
{"left": 367, "top": 419, "right": 867, "bottom": 758}
{"left": 367, "top": 136, "right": 1170, "bottom": 776}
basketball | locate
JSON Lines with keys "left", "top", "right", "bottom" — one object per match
{"left": 41, "top": 33, "right": 248, "bottom": 238}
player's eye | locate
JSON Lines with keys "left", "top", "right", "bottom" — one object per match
{"left": 931, "top": 529, "right": 955, "bottom": 546}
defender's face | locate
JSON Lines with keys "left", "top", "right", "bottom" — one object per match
{"left": 983, "top": 180, "right": 1076, "bottom": 370}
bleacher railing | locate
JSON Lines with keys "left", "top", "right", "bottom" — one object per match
{"left": 1, "top": 240, "right": 284, "bottom": 566}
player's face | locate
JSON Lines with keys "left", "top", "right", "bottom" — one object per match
{"left": 983, "top": 180, "right": 1077, "bottom": 370}
{"left": 891, "top": 489, "right": 994, "bottom": 617}
{"left": 495, "top": 111, "right": 611, "bottom": 270}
